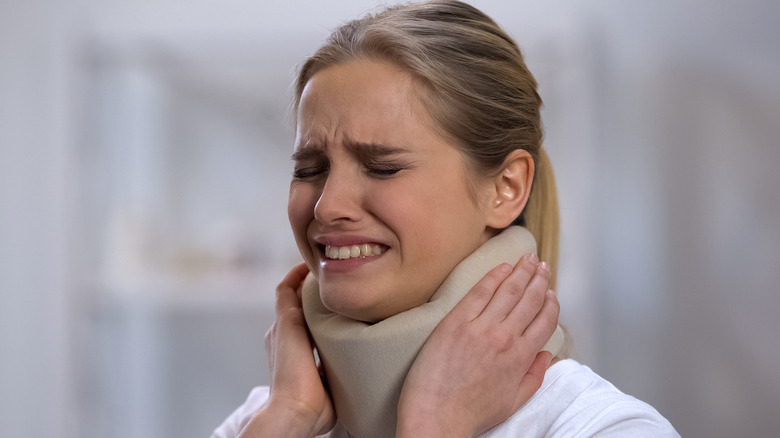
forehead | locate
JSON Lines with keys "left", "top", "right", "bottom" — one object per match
{"left": 295, "top": 59, "right": 435, "bottom": 147}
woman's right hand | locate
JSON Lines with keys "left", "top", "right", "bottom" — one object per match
{"left": 238, "top": 264, "right": 335, "bottom": 438}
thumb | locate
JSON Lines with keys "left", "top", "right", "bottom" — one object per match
{"left": 514, "top": 351, "right": 553, "bottom": 406}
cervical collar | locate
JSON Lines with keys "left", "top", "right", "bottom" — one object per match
{"left": 302, "top": 226, "right": 565, "bottom": 438}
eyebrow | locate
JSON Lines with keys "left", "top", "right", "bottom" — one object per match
{"left": 290, "top": 146, "right": 325, "bottom": 163}
{"left": 347, "top": 142, "right": 411, "bottom": 162}
{"left": 291, "top": 140, "right": 411, "bottom": 162}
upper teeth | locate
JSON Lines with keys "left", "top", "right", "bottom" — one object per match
{"left": 325, "top": 244, "right": 384, "bottom": 260}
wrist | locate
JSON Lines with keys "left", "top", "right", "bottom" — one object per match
{"left": 396, "top": 407, "right": 474, "bottom": 438}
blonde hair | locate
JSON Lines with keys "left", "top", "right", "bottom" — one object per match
{"left": 293, "top": 0, "right": 561, "bottom": 289}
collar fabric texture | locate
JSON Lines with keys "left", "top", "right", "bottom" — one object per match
{"left": 302, "top": 226, "right": 566, "bottom": 438}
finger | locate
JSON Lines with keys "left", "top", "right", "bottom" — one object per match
{"left": 479, "top": 253, "right": 539, "bottom": 322}
{"left": 272, "top": 265, "right": 314, "bottom": 352}
{"left": 275, "top": 264, "right": 310, "bottom": 313}
{"left": 265, "top": 323, "right": 277, "bottom": 376}
{"left": 518, "top": 289, "right": 560, "bottom": 349}
{"left": 448, "top": 263, "right": 513, "bottom": 322}
{"left": 279, "top": 263, "right": 310, "bottom": 293}
{"left": 514, "top": 350, "right": 553, "bottom": 406}
{"left": 503, "top": 261, "right": 551, "bottom": 328}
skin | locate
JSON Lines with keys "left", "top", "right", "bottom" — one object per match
{"left": 238, "top": 59, "right": 559, "bottom": 437}
{"left": 239, "top": 256, "right": 558, "bottom": 438}
{"left": 397, "top": 256, "right": 557, "bottom": 437}
{"left": 288, "top": 59, "right": 500, "bottom": 322}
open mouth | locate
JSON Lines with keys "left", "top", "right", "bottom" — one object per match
{"left": 322, "top": 243, "right": 387, "bottom": 260}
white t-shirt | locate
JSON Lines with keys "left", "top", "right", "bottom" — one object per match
{"left": 212, "top": 359, "right": 678, "bottom": 438}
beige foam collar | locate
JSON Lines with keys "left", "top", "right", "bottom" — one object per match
{"left": 302, "top": 226, "right": 565, "bottom": 438}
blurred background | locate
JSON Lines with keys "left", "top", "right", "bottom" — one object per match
{"left": 1, "top": 0, "right": 778, "bottom": 437}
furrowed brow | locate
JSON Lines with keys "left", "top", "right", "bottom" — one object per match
{"left": 344, "top": 140, "right": 411, "bottom": 161}
{"left": 291, "top": 147, "right": 326, "bottom": 163}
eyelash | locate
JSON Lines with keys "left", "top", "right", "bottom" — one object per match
{"left": 292, "top": 165, "right": 328, "bottom": 179}
{"left": 292, "top": 162, "right": 404, "bottom": 180}
{"left": 365, "top": 165, "right": 403, "bottom": 177}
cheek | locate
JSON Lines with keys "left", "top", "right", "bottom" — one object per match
{"left": 378, "top": 181, "right": 467, "bottom": 251}
{"left": 406, "top": 176, "right": 481, "bottom": 229}
{"left": 398, "top": 178, "right": 486, "bottom": 260}
{"left": 370, "top": 183, "right": 426, "bottom": 230}
{"left": 288, "top": 185, "right": 316, "bottom": 244}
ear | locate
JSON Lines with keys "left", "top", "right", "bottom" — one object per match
{"left": 485, "top": 149, "right": 535, "bottom": 229}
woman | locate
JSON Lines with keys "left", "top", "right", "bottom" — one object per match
{"left": 214, "top": 1, "right": 678, "bottom": 436}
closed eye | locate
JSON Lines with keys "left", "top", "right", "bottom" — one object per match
{"left": 293, "top": 164, "right": 328, "bottom": 179}
{"left": 291, "top": 146, "right": 328, "bottom": 180}
{"left": 366, "top": 165, "right": 403, "bottom": 177}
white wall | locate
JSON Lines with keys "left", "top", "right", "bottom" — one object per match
{"left": 1, "top": 1, "right": 778, "bottom": 437}
{"left": 0, "top": 1, "right": 72, "bottom": 437}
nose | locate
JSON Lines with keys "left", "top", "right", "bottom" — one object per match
{"left": 313, "top": 168, "right": 364, "bottom": 224}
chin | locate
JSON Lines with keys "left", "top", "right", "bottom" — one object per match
{"left": 320, "top": 288, "right": 372, "bottom": 321}
{"left": 319, "top": 288, "right": 392, "bottom": 323}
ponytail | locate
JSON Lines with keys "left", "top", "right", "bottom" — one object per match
{"left": 525, "top": 148, "right": 560, "bottom": 290}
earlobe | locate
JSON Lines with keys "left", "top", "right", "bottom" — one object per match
{"left": 486, "top": 150, "right": 535, "bottom": 229}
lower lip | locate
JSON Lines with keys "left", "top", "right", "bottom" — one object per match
{"left": 319, "top": 251, "right": 386, "bottom": 273}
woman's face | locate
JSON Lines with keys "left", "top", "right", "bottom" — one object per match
{"left": 288, "top": 59, "right": 494, "bottom": 322}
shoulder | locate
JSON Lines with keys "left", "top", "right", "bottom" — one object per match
{"left": 481, "top": 359, "right": 679, "bottom": 438}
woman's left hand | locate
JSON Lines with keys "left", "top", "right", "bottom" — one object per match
{"left": 396, "top": 254, "right": 559, "bottom": 438}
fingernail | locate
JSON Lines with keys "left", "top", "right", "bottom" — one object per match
{"left": 499, "top": 263, "right": 512, "bottom": 273}
{"left": 527, "top": 253, "right": 539, "bottom": 265}
{"left": 539, "top": 261, "right": 550, "bottom": 273}
{"left": 547, "top": 288, "right": 556, "bottom": 297}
